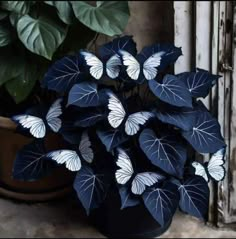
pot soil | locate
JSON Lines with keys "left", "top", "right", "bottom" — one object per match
{"left": 89, "top": 188, "right": 171, "bottom": 238}
{"left": 0, "top": 117, "right": 75, "bottom": 202}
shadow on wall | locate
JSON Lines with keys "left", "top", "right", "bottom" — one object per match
{"left": 125, "top": 1, "right": 174, "bottom": 50}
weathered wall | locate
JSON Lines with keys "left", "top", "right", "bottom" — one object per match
{"left": 125, "top": 1, "right": 174, "bottom": 50}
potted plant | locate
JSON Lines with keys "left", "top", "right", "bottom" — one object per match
{"left": 0, "top": 1, "right": 130, "bottom": 201}
{"left": 10, "top": 33, "right": 226, "bottom": 237}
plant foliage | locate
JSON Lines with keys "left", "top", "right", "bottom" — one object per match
{"left": 0, "top": 1, "right": 130, "bottom": 103}
{"left": 12, "top": 35, "right": 226, "bottom": 230}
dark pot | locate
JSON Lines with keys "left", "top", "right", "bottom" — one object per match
{"left": 89, "top": 189, "right": 171, "bottom": 238}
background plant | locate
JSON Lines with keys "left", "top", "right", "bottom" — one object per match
{"left": 0, "top": 1, "right": 129, "bottom": 108}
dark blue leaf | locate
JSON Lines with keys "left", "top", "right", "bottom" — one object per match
{"left": 67, "top": 82, "right": 100, "bottom": 107}
{"left": 177, "top": 68, "right": 220, "bottom": 98}
{"left": 142, "top": 181, "right": 179, "bottom": 227}
{"left": 155, "top": 103, "right": 199, "bottom": 131}
{"left": 178, "top": 176, "right": 209, "bottom": 220}
{"left": 59, "top": 122, "right": 82, "bottom": 144}
{"left": 139, "top": 129, "right": 187, "bottom": 178}
{"left": 139, "top": 44, "right": 182, "bottom": 70}
{"left": 181, "top": 111, "right": 226, "bottom": 153}
{"left": 118, "top": 185, "right": 141, "bottom": 210}
{"left": 74, "top": 111, "right": 104, "bottom": 127}
{"left": 73, "top": 166, "right": 110, "bottom": 215}
{"left": 149, "top": 75, "right": 192, "bottom": 108}
{"left": 13, "top": 140, "right": 56, "bottom": 181}
{"left": 42, "top": 54, "right": 84, "bottom": 93}
{"left": 97, "top": 128, "right": 128, "bottom": 152}
{"left": 99, "top": 35, "right": 137, "bottom": 58}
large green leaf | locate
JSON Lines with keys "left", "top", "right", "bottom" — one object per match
{"left": 17, "top": 15, "right": 67, "bottom": 59}
{"left": 57, "top": 21, "right": 95, "bottom": 56}
{"left": 5, "top": 62, "right": 38, "bottom": 103}
{"left": 71, "top": 1, "right": 130, "bottom": 36}
{"left": 0, "top": 25, "right": 13, "bottom": 47}
{"left": 9, "top": 12, "right": 22, "bottom": 27}
{"left": 45, "top": 1, "right": 74, "bottom": 24}
{"left": 0, "top": 10, "right": 8, "bottom": 20}
{"left": 1, "top": 1, "right": 31, "bottom": 14}
{"left": 0, "top": 54, "right": 22, "bottom": 85}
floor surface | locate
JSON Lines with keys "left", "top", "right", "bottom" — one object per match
{"left": 0, "top": 197, "right": 235, "bottom": 238}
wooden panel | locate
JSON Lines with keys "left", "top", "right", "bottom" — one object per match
{"left": 217, "top": 1, "right": 234, "bottom": 226}
{"left": 195, "top": 1, "right": 211, "bottom": 109}
{"left": 211, "top": 1, "right": 220, "bottom": 116}
{"left": 209, "top": 1, "right": 220, "bottom": 224}
{"left": 174, "top": 1, "right": 235, "bottom": 226}
{"left": 229, "top": 1, "right": 236, "bottom": 223}
{"left": 174, "top": 1, "right": 193, "bottom": 73}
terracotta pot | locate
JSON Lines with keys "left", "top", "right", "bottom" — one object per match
{"left": 0, "top": 117, "right": 75, "bottom": 202}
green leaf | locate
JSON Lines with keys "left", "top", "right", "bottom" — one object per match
{"left": 17, "top": 15, "right": 67, "bottom": 59}
{"left": 57, "top": 22, "right": 95, "bottom": 56}
{"left": 9, "top": 12, "right": 22, "bottom": 27}
{"left": 71, "top": 1, "right": 130, "bottom": 36}
{"left": 1, "top": 1, "right": 31, "bottom": 14}
{"left": 5, "top": 62, "right": 37, "bottom": 103}
{"left": 0, "top": 10, "right": 8, "bottom": 20}
{"left": 0, "top": 52, "right": 23, "bottom": 85}
{"left": 45, "top": 1, "right": 74, "bottom": 24}
{"left": 0, "top": 25, "right": 13, "bottom": 47}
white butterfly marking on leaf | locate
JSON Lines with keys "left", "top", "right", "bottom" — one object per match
{"left": 115, "top": 148, "right": 164, "bottom": 195}
{"left": 107, "top": 92, "right": 154, "bottom": 135}
{"left": 13, "top": 98, "right": 63, "bottom": 138}
{"left": 192, "top": 147, "right": 226, "bottom": 182}
{"left": 47, "top": 131, "right": 94, "bottom": 171}
{"left": 81, "top": 51, "right": 121, "bottom": 80}
{"left": 119, "top": 50, "right": 165, "bottom": 80}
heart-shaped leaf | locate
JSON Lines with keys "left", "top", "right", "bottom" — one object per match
{"left": 67, "top": 82, "right": 100, "bottom": 107}
{"left": 75, "top": 111, "right": 104, "bottom": 127}
{"left": 97, "top": 128, "right": 128, "bottom": 152}
{"left": 149, "top": 75, "right": 192, "bottom": 108}
{"left": 155, "top": 103, "right": 199, "bottom": 131}
{"left": 139, "top": 129, "right": 187, "bottom": 178}
{"left": 13, "top": 140, "right": 56, "bottom": 181}
{"left": 99, "top": 35, "right": 137, "bottom": 58}
{"left": 73, "top": 166, "right": 110, "bottom": 215}
{"left": 0, "top": 25, "right": 14, "bottom": 47}
{"left": 178, "top": 176, "right": 209, "bottom": 220}
{"left": 45, "top": 1, "right": 74, "bottom": 24}
{"left": 177, "top": 68, "right": 220, "bottom": 98}
{"left": 1, "top": 1, "right": 32, "bottom": 14}
{"left": 9, "top": 12, "right": 22, "bottom": 27}
{"left": 139, "top": 44, "right": 182, "bottom": 71}
{"left": 181, "top": 111, "right": 226, "bottom": 153}
{"left": 42, "top": 54, "right": 84, "bottom": 93}
{"left": 118, "top": 185, "right": 140, "bottom": 210}
{"left": 0, "top": 49, "right": 23, "bottom": 86}
{"left": 142, "top": 181, "right": 179, "bottom": 227}
{"left": 5, "top": 61, "right": 38, "bottom": 103}
{"left": 0, "top": 10, "right": 8, "bottom": 20}
{"left": 71, "top": 1, "right": 130, "bottom": 36}
{"left": 17, "top": 15, "right": 67, "bottom": 59}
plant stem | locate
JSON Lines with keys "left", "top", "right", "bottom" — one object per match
{"left": 87, "top": 33, "right": 99, "bottom": 50}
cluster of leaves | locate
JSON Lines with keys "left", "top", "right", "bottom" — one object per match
{"left": 12, "top": 36, "right": 226, "bottom": 229}
{"left": 0, "top": 1, "right": 129, "bottom": 104}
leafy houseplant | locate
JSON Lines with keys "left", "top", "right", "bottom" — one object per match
{"left": 0, "top": 1, "right": 130, "bottom": 201}
{"left": 12, "top": 35, "right": 226, "bottom": 237}
{"left": 0, "top": 1, "right": 129, "bottom": 106}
